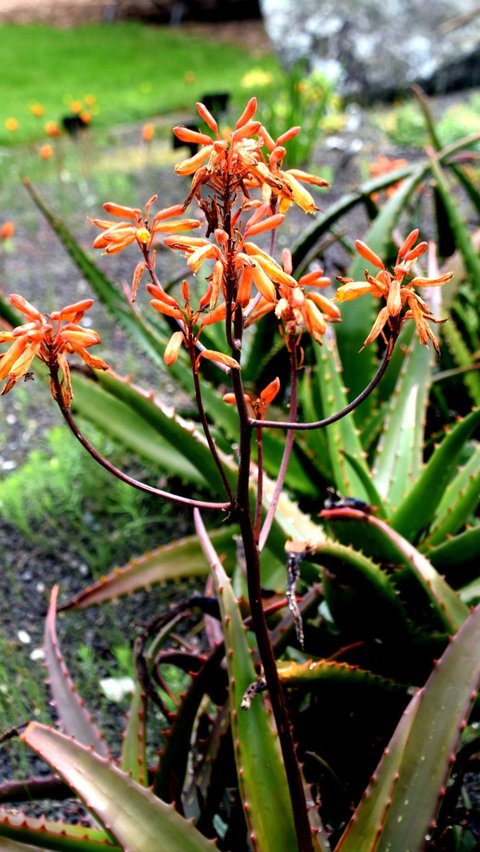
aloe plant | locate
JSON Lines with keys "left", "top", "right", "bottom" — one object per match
{"left": 1, "top": 95, "right": 479, "bottom": 850}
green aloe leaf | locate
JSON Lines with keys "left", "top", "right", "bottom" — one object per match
{"left": 307, "top": 537, "right": 411, "bottom": 642}
{"left": 372, "top": 337, "right": 434, "bottom": 511}
{"left": 277, "top": 659, "right": 408, "bottom": 693}
{"left": 321, "top": 508, "right": 469, "bottom": 631}
{"left": 423, "top": 441, "right": 480, "bottom": 546}
{"left": 441, "top": 318, "right": 480, "bottom": 406}
{"left": 60, "top": 527, "right": 237, "bottom": 610}
{"left": 313, "top": 330, "right": 371, "bottom": 500}
{"left": 20, "top": 724, "right": 214, "bottom": 852}
{"left": 120, "top": 686, "right": 148, "bottom": 785}
{"left": 428, "top": 157, "right": 480, "bottom": 299}
{"left": 195, "top": 512, "right": 299, "bottom": 852}
{"left": 431, "top": 526, "right": 480, "bottom": 592}
{"left": 390, "top": 406, "right": 480, "bottom": 540}
{"left": 339, "top": 450, "right": 388, "bottom": 519}
{"left": 44, "top": 586, "right": 110, "bottom": 756}
{"left": 336, "top": 602, "right": 480, "bottom": 851}
{"left": 0, "top": 808, "right": 122, "bottom": 851}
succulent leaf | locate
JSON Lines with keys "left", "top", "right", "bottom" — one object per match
{"left": 0, "top": 807, "right": 121, "bottom": 850}
{"left": 422, "top": 441, "right": 480, "bottom": 546}
{"left": 313, "top": 330, "right": 371, "bottom": 500}
{"left": 337, "top": 602, "right": 480, "bottom": 851}
{"left": 195, "top": 511, "right": 299, "bottom": 852}
{"left": 59, "top": 528, "right": 237, "bottom": 610}
{"left": 372, "top": 338, "right": 434, "bottom": 510}
{"left": 323, "top": 509, "right": 469, "bottom": 632}
{"left": 19, "top": 724, "right": 214, "bottom": 852}
{"left": 389, "top": 407, "right": 480, "bottom": 541}
{"left": 120, "top": 685, "right": 148, "bottom": 786}
{"left": 44, "top": 586, "right": 110, "bottom": 756}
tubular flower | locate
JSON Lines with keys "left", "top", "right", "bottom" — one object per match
{"left": 173, "top": 99, "right": 328, "bottom": 218}
{"left": 335, "top": 230, "right": 453, "bottom": 351}
{"left": 0, "top": 295, "right": 108, "bottom": 404}
{"left": 90, "top": 195, "right": 201, "bottom": 256}
{"left": 223, "top": 376, "right": 280, "bottom": 419}
{"left": 245, "top": 251, "right": 340, "bottom": 346}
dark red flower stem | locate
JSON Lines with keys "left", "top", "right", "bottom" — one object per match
{"left": 249, "top": 331, "right": 397, "bottom": 430}
{"left": 50, "top": 365, "right": 232, "bottom": 512}
{"left": 187, "top": 333, "right": 235, "bottom": 504}
{"left": 230, "top": 367, "right": 314, "bottom": 852}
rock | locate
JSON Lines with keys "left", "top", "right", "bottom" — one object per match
{"left": 259, "top": 0, "right": 480, "bottom": 100}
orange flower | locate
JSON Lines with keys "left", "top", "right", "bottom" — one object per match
{"left": 0, "top": 222, "right": 15, "bottom": 240}
{"left": 44, "top": 121, "right": 60, "bottom": 138}
{"left": 245, "top": 251, "right": 340, "bottom": 345}
{"left": 141, "top": 122, "right": 155, "bottom": 143}
{"left": 223, "top": 377, "right": 280, "bottom": 418}
{"left": 369, "top": 155, "right": 408, "bottom": 201}
{"left": 69, "top": 100, "right": 83, "bottom": 114}
{"left": 39, "top": 143, "right": 53, "bottom": 160}
{"left": 30, "top": 103, "right": 45, "bottom": 118}
{"left": 0, "top": 295, "right": 108, "bottom": 404}
{"left": 336, "top": 230, "right": 453, "bottom": 351}
{"left": 172, "top": 99, "right": 328, "bottom": 217}
{"left": 5, "top": 117, "right": 19, "bottom": 132}
{"left": 90, "top": 195, "right": 201, "bottom": 257}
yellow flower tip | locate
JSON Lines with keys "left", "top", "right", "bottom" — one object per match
{"left": 5, "top": 117, "right": 19, "bottom": 132}
{"left": 164, "top": 331, "right": 184, "bottom": 366}
{"left": 196, "top": 349, "right": 240, "bottom": 372}
{"left": 135, "top": 227, "right": 151, "bottom": 245}
{"left": 30, "top": 103, "right": 45, "bottom": 118}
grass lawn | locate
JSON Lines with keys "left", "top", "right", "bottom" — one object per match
{"left": 0, "top": 22, "right": 279, "bottom": 145}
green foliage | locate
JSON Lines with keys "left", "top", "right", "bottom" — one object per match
{"left": 0, "top": 23, "right": 279, "bottom": 146}
{"left": 0, "top": 424, "right": 161, "bottom": 571}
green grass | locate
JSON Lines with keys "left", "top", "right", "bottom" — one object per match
{"left": 0, "top": 22, "right": 279, "bottom": 145}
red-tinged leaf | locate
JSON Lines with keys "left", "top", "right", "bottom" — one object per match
{"left": 59, "top": 528, "right": 237, "bottom": 610}
{"left": 19, "top": 725, "right": 214, "bottom": 852}
{"left": 45, "top": 586, "right": 110, "bottom": 756}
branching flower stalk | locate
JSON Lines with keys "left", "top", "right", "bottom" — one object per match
{"left": 0, "top": 96, "right": 453, "bottom": 852}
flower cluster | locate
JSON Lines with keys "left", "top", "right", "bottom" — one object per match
{"left": 336, "top": 230, "right": 452, "bottom": 352}
{"left": 0, "top": 295, "right": 108, "bottom": 404}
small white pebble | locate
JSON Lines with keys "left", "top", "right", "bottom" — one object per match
{"left": 100, "top": 677, "right": 135, "bottom": 703}
{"left": 30, "top": 648, "right": 45, "bottom": 662}
{"left": 18, "top": 630, "right": 31, "bottom": 644}
{"left": 36, "top": 581, "right": 46, "bottom": 593}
